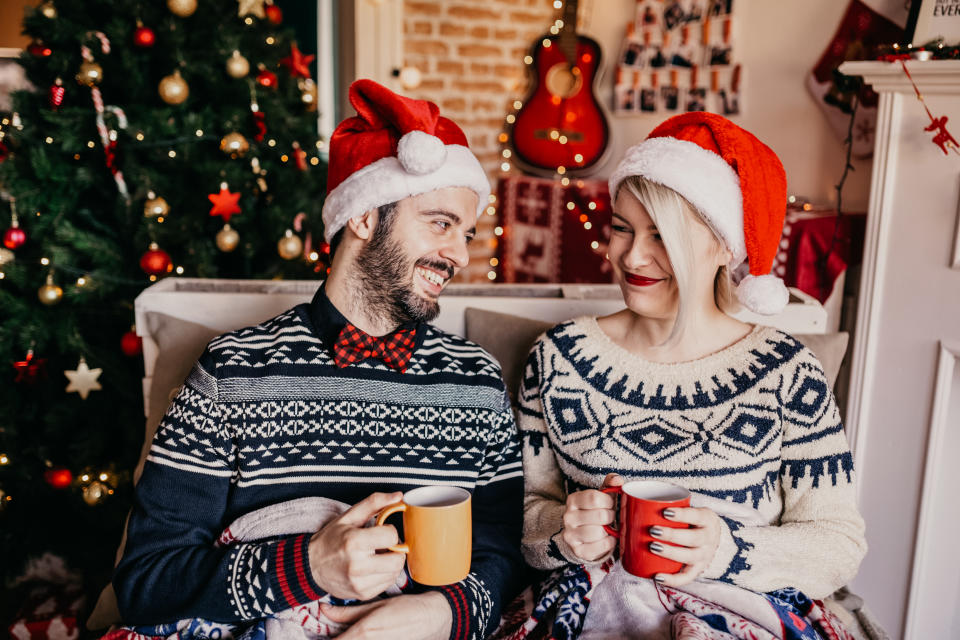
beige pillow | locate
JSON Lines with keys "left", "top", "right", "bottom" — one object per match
{"left": 463, "top": 307, "right": 848, "bottom": 400}
{"left": 464, "top": 308, "right": 553, "bottom": 402}
{"left": 87, "top": 313, "right": 222, "bottom": 630}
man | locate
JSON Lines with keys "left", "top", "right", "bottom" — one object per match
{"left": 114, "top": 79, "right": 524, "bottom": 640}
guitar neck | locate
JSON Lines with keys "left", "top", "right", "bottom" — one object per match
{"left": 559, "top": 0, "right": 579, "bottom": 65}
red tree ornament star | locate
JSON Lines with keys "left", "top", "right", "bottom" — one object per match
{"left": 208, "top": 183, "right": 242, "bottom": 222}
{"left": 279, "top": 43, "right": 314, "bottom": 79}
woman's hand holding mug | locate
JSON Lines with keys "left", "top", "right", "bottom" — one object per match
{"left": 646, "top": 504, "right": 723, "bottom": 586}
{"left": 561, "top": 473, "right": 624, "bottom": 563}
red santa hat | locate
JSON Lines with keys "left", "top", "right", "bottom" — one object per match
{"left": 321, "top": 79, "right": 490, "bottom": 243}
{"left": 608, "top": 112, "right": 789, "bottom": 315}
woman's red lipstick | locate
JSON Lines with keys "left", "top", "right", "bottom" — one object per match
{"left": 624, "top": 273, "right": 662, "bottom": 286}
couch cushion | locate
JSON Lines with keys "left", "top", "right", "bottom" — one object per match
{"left": 464, "top": 308, "right": 553, "bottom": 402}
{"left": 463, "top": 308, "right": 848, "bottom": 400}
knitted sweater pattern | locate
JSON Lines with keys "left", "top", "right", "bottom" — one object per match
{"left": 519, "top": 317, "right": 866, "bottom": 598}
{"left": 115, "top": 298, "right": 524, "bottom": 640}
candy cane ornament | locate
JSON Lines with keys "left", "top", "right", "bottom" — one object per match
{"left": 80, "top": 34, "right": 131, "bottom": 201}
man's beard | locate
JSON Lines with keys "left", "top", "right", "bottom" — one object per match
{"left": 354, "top": 224, "right": 453, "bottom": 326}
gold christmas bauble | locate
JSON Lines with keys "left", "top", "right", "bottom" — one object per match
{"left": 226, "top": 50, "right": 250, "bottom": 78}
{"left": 158, "top": 70, "right": 189, "bottom": 105}
{"left": 219, "top": 132, "right": 249, "bottom": 157}
{"left": 300, "top": 78, "right": 318, "bottom": 112}
{"left": 216, "top": 224, "right": 240, "bottom": 252}
{"left": 38, "top": 283, "right": 63, "bottom": 305}
{"left": 82, "top": 480, "right": 109, "bottom": 506}
{"left": 40, "top": 2, "right": 57, "bottom": 18}
{"left": 144, "top": 192, "right": 170, "bottom": 218}
{"left": 277, "top": 229, "right": 302, "bottom": 260}
{"left": 75, "top": 60, "right": 103, "bottom": 86}
{"left": 38, "top": 274, "right": 63, "bottom": 305}
{"left": 0, "top": 487, "right": 7, "bottom": 511}
{"left": 0, "top": 248, "right": 13, "bottom": 267}
{"left": 166, "top": 0, "right": 197, "bottom": 17}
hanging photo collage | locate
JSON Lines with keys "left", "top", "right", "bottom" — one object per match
{"left": 613, "top": 0, "right": 741, "bottom": 116}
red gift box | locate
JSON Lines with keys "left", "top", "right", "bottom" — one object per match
{"left": 7, "top": 581, "right": 84, "bottom": 640}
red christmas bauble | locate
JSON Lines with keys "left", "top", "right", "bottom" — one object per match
{"left": 45, "top": 468, "right": 73, "bottom": 489}
{"left": 265, "top": 4, "right": 283, "bottom": 24}
{"left": 134, "top": 25, "right": 156, "bottom": 48}
{"left": 139, "top": 244, "right": 172, "bottom": 276}
{"left": 3, "top": 226, "right": 26, "bottom": 250}
{"left": 256, "top": 68, "right": 278, "bottom": 89}
{"left": 27, "top": 41, "right": 52, "bottom": 57}
{"left": 121, "top": 329, "right": 143, "bottom": 357}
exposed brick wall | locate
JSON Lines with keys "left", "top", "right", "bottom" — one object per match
{"left": 403, "top": 0, "right": 557, "bottom": 282}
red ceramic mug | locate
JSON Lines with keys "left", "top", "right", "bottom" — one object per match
{"left": 602, "top": 480, "right": 691, "bottom": 578}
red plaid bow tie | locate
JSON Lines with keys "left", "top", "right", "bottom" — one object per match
{"left": 333, "top": 323, "right": 417, "bottom": 372}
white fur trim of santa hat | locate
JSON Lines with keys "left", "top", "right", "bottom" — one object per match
{"left": 322, "top": 133, "right": 490, "bottom": 243}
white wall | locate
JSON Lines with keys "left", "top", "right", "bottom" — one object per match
{"left": 581, "top": 0, "right": 907, "bottom": 212}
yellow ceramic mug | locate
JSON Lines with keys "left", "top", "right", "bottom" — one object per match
{"left": 375, "top": 485, "right": 472, "bottom": 586}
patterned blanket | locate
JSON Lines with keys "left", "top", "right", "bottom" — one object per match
{"left": 492, "top": 561, "right": 857, "bottom": 640}
{"left": 101, "top": 497, "right": 411, "bottom": 640}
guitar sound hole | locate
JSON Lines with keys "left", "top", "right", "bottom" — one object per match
{"left": 545, "top": 64, "right": 583, "bottom": 99}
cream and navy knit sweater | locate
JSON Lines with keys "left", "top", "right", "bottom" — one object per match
{"left": 519, "top": 317, "right": 866, "bottom": 598}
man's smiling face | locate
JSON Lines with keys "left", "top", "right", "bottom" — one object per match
{"left": 354, "top": 187, "right": 478, "bottom": 325}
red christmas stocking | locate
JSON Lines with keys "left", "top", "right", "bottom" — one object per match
{"left": 805, "top": 0, "right": 903, "bottom": 157}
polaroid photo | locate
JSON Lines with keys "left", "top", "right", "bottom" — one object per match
{"left": 661, "top": 85, "right": 681, "bottom": 112}
{"left": 684, "top": 87, "right": 707, "bottom": 112}
{"left": 640, "top": 87, "right": 658, "bottom": 113}
{"left": 663, "top": 0, "right": 686, "bottom": 30}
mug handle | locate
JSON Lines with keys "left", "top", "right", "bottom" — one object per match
{"left": 600, "top": 486, "right": 622, "bottom": 538}
{"left": 375, "top": 502, "right": 410, "bottom": 553}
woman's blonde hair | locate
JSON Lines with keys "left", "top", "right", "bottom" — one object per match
{"left": 616, "top": 175, "right": 737, "bottom": 344}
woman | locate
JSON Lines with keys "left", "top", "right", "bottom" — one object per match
{"left": 514, "top": 113, "right": 866, "bottom": 639}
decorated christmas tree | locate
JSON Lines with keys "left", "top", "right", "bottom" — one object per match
{"left": 0, "top": 0, "right": 326, "bottom": 598}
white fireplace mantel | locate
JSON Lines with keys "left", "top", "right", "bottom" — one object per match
{"left": 837, "top": 59, "right": 960, "bottom": 639}
{"left": 840, "top": 59, "right": 960, "bottom": 94}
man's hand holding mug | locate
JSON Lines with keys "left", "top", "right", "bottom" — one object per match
{"left": 308, "top": 491, "right": 407, "bottom": 600}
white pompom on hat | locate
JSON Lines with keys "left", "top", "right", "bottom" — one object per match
{"left": 608, "top": 112, "right": 790, "bottom": 315}
{"left": 321, "top": 79, "right": 490, "bottom": 243}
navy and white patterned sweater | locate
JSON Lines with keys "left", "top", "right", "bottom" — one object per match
{"left": 519, "top": 317, "right": 866, "bottom": 598}
{"left": 114, "top": 287, "right": 525, "bottom": 640}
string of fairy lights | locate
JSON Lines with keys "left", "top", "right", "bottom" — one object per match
{"left": 479, "top": 0, "right": 608, "bottom": 282}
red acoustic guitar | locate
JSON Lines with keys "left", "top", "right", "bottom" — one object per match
{"left": 511, "top": 0, "right": 610, "bottom": 177}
